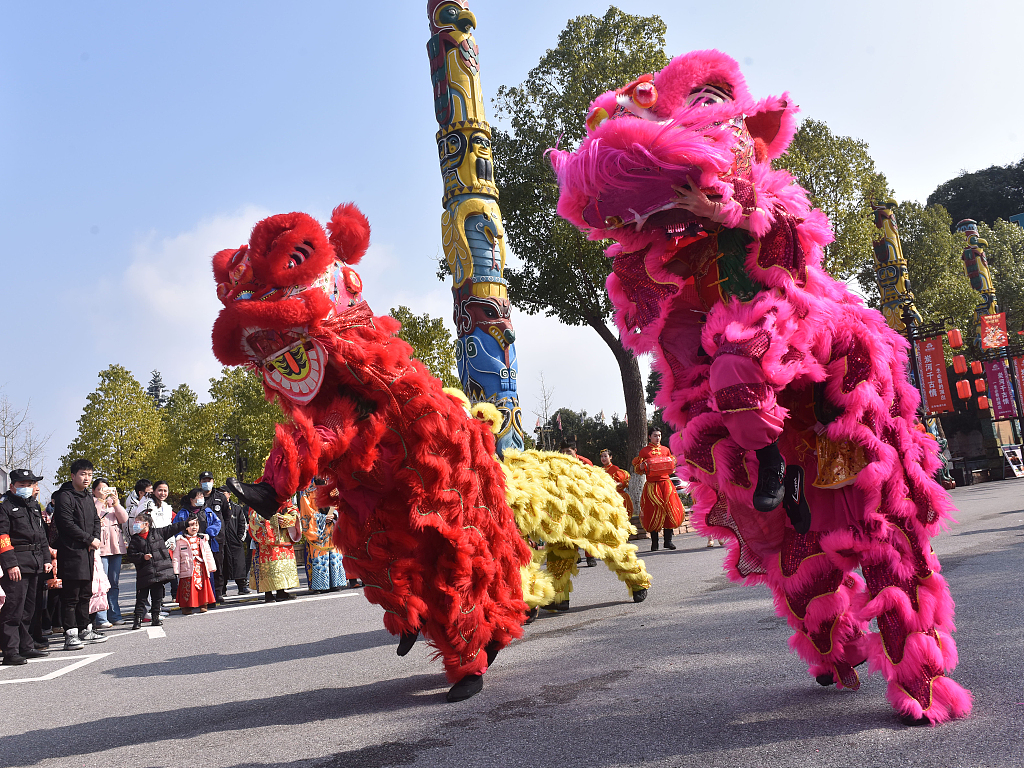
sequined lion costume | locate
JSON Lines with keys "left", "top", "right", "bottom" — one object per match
{"left": 212, "top": 203, "right": 545, "bottom": 702}
{"left": 550, "top": 50, "right": 971, "bottom": 725}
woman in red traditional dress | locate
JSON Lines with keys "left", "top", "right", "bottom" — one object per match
{"left": 632, "top": 429, "right": 686, "bottom": 551}
{"left": 172, "top": 517, "right": 217, "bottom": 614}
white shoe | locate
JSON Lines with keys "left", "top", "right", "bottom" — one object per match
{"left": 96, "top": 621, "right": 113, "bottom": 629}
{"left": 64, "top": 630, "right": 84, "bottom": 651}
{"left": 80, "top": 629, "right": 108, "bottom": 644}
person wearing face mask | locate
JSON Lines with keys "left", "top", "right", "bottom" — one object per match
{"left": 0, "top": 470, "right": 51, "bottom": 665}
{"left": 198, "top": 471, "right": 229, "bottom": 604}
{"left": 126, "top": 511, "right": 190, "bottom": 630}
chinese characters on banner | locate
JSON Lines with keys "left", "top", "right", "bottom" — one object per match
{"left": 983, "top": 359, "right": 1018, "bottom": 419}
{"left": 916, "top": 336, "right": 954, "bottom": 414}
{"left": 980, "top": 313, "right": 1009, "bottom": 349}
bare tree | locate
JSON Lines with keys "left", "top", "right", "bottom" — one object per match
{"left": 531, "top": 372, "right": 557, "bottom": 451}
{"left": 0, "top": 389, "right": 51, "bottom": 475}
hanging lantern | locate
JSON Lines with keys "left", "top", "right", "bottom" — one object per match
{"left": 978, "top": 395, "right": 990, "bottom": 410}
{"left": 947, "top": 328, "right": 964, "bottom": 349}
{"left": 956, "top": 379, "right": 972, "bottom": 399}
{"left": 953, "top": 355, "right": 968, "bottom": 375}
{"left": 971, "top": 360, "right": 984, "bottom": 375}
{"left": 974, "top": 378, "right": 987, "bottom": 393}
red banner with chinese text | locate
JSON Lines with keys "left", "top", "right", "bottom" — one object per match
{"left": 980, "top": 313, "right": 1009, "bottom": 349}
{"left": 916, "top": 336, "right": 954, "bottom": 414}
{"left": 984, "top": 359, "right": 1017, "bottom": 419}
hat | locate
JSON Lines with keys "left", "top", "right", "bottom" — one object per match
{"left": 199, "top": 471, "right": 214, "bottom": 480}
{"left": 10, "top": 469, "right": 43, "bottom": 484}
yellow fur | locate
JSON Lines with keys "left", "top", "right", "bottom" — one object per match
{"left": 502, "top": 449, "right": 651, "bottom": 597}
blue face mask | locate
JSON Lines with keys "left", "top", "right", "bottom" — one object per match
{"left": 132, "top": 522, "right": 145, "bottom": 534}
{"left": 201, "top": 482, "right": 213, "bottom": 492}
{"left": 14, "top": 487, "right": 32, "bottom": 499}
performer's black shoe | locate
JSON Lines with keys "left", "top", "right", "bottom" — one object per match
{"left": 782, "top": 465, "right": 812, "bottom": 534}
{"left": 132, "top": 616, "right": 143, "bottom": 631}
{"left": 632, "top": 588, "right": 648, "bottom": 603}
{"left": 663, "top": 529, "right": 677, "bottom": 550}
{"left": 397, "top": 631, "right": 419, "bottom": 657}
{"left": 20, "top": 648, "right": 48, "bottom": 659}
{"left": 541, "top": 600, "right": 569, "bottom": 613}
{"left": 485, "top": 641, "right": 501, "bottom": 666}
{"left": 752, "top": 442, "right": 786, "bottom": 512}
{"left": 2, "top": 654, "right": 27, "bottom": 666}
{"left": 226, "top": 478, "right": 280, "bottom": 519}
{"left": 446, "top": 674, "right": 484, "bottom": 702}
{"left": 276, "top": 590, "right": 296, "bottom": 601}
{"left": 238, "top": 587, "right": 252, "bottom": 595}
{"left": 524, "top": 607, "right": 539, "bottom": 625}
{"left": 816, "top": 673, "right": 835, "bottom": 687}
{"left": 898, "top": 713, "right": 931, "bottom": 727}
{"left": 650, "top": 531, "right": 660, "bottom": 551}
{"left": 263, "top": 592, "right": 276, "bottom": 603}
{"left": 586, "top": 556, "right": 597, "bottom": 567}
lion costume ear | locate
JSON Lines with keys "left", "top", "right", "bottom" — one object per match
{"left": 745, "top": 93, "right": 799, "bottom": 161}
{"left": 327, "top": 203, "right": 371, "bottom": 265}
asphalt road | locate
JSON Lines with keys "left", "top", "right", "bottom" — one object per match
{"left": 2, "top": 479, "right": 1022, "bottom": 768}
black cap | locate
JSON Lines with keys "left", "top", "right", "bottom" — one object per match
{"left": 10, "top": 469, "right": 43, "bottom": 484}
{"left": 199, "top": 471, "right": 214, "bottom": 480}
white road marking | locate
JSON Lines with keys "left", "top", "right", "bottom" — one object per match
{"left": 0, "top": 653, "right": 112, "bottom": 684}
{"left": 146, "top": 626, "right": 166, "bottom": 639}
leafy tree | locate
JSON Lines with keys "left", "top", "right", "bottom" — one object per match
{"left": 544, "top": 407, "right": 630, "bottom": 465}
{"left": 491, "top": 6, "right": 669, "bottom": 473}
{"left": 773, "top": 118, "right": 892, "bottom": 281}
{"left": 58, "top": 365, "right": 164, "bottom": 492}
{"left": 390, "top": 306, "right": 459, "bottom": 388}
{"left": 205, "top": 367, "right": 287, "bottom": 482}
{"left": 927, "top": 158, "right": 1024, "bottom": 228}
{"left": 146, "top": 370, "right": 169, "bottom": 408}
{"left": 150, "top": 383, "right": 232, "bottom": 496}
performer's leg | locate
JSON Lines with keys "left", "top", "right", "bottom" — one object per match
{"left": 763, "top": 528, "right": 868, "bottom": 690}
{"left": 663, "top": 527, "right": 676, "bottom": 550}
{"left": 543, "top": 544, "right": 577, "bottom": 610}
{"left": 859, "top": 518, "right": 972, "bottom": 724}
{"left": 650, "top": 530, "right": 660, "bottom": 551}
{"left": 597, "top": 539, "right": 652, "bottom": 602}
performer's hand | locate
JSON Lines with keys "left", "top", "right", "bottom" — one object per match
{"left": 6, "top": 566, "right": 21, "bottom": 581}
{"left": 673, "top": 180, "right": 725, "bottom": 221}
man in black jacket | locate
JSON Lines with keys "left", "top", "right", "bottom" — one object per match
{"left": 199, "top": 471, "right": 229, "bottom": 603}
{"left": 53, "top": 459, "right": 107, "bottom": 651}
{"left": 218, "top": 490, "right": 251, "bottom": 596}
{"left": 0, "top": 469, "right": 51, "bottom": 665}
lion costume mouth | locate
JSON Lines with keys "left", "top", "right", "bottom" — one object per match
{"left": 242, "top": 327, "right": 328, "bottom": 404}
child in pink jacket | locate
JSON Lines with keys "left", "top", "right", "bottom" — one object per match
{"left": 171, "top": 517, "right": 217, "bottom": 615}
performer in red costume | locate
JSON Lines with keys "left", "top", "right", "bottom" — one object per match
{"left": 599, "top": 449, "right": 633, "bottom": 518}
{"left": 632, "top": 429, "right": 685, "bottom": 551}
{"left": 213, "top": 203, "right": 534, "bottom": 703}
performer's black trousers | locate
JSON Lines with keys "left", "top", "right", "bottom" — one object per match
{"left": 1, "top": 572, "right": 39, "bottom": 655}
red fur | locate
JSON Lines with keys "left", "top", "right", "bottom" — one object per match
{"left": 210, "top": 206, "right": 531, "bottom": 684}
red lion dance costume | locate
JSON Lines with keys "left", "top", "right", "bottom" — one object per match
{"left": 211, "top": 204, "right": 533, "bottom": 702}
{"left": 550, "top": 50, "right": 971, "bottom": 725}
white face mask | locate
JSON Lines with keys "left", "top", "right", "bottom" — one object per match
{"left": 195, "top": 499, "right": 205, "bottom": 508}
{"left": 14, "top": 487, "right": 32, "bottom": 499}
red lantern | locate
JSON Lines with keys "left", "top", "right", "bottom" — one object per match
{"left": 971, "top": 360, "right": 983, "bottom": 375}
{"left": 956, "top": 380, "right": 972, "bottom": 399}
{"left": 947, "top": 328, "right": 964, "bottom": 349}
{"left": 978, "top": 396, "right": 990, "bottom": 410}
{"left": 953, "top": 355, "right": 967, "bottom": 375}
{"left": 975, "top": 378, "right": 987, "bottom": 393}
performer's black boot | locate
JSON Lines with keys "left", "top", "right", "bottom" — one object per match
{"left": 485, "top": 640, "right": 501, "bottom": 666}
{"left": 632, "top": 588, "right": 648, "bottom": 603}
{"left": 226, "top": 478, "right": 280, "bottom": 519}
{"left": 524, "top": 607, "right": 539, "bottom": 624}
{"left": 752, "top": 442, "right": 786, "bottom": 512}
{"left": 650, "top": 531, "right": 660, "bottom": 551}
{"left": 663, "top": 528, "right": 677, "bottom": 550}
{"left": 446, "top": 674, "right": 484, "bottom": 702}
{"left": 132, "top": 613, "right": 143, "bottom": 631}
{"left": 783, "top": 465, "right": 812, "bottom": 534}
{"left": 397, "top": 630, "right": 419, "bottom": 656}
{"left": 151, "top": 602, "right": 163, "bottom": 627}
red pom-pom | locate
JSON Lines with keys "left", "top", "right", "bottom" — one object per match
{"left": 327, "top": 203, "right": 371, "bottom": 265}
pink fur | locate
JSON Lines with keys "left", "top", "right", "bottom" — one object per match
{"left": 553, "top": 49, "right": 971, "bottom": 724}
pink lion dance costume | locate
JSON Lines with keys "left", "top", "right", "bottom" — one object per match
{"left": 211, "top": 204, "right": 533, "bottom": 702}
{"left": 550, "top": 50, "right": 971, "bottom": 725}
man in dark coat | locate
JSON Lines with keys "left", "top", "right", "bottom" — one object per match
{"left": 0, "top": 469, "right": 51, "bottom": 665}
{"left": 53, "top": 458, "right": 106, "bottom": 650}
{"left": 218, "top": 491, "right": 250, "bottom": 596}
{"left": 199, "top": 471, "right": 230, "bottom": 603}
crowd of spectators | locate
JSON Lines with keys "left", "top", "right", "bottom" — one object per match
{"left": 0, "top": 458, "right": 358, "bottom": 665}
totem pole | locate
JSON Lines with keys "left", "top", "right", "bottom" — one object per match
{"left": 426, "top": 0, "right": 524, "bottom": 454}
{"left": 956, "top": 219, "right": 999, "bottom": 351}
{"left": 871, "top": 199, "right": 922, "bottom": 332}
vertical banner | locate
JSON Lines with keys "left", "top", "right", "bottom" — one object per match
{"left": 980, "top": 313, "right": 1008, "bottom": 349}
{"left": 984, "top": 359, "right": 1017, "bottom": 419}
{"left": 1012, "top": 356, "right": 1024, "bottom": 416}
{"left": 916, "top": 336, "right": 954, "bottom": 414}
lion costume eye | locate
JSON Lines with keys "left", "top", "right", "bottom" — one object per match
{"left": 286, "top": 241, "right": 315, "bottom": 269}
{"left": 686, "top": 83, "right": 733, "bottom": 107}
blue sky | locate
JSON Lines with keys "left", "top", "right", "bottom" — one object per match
{"left": 2, "top": 0, "right": 1022, "bottom": 487}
